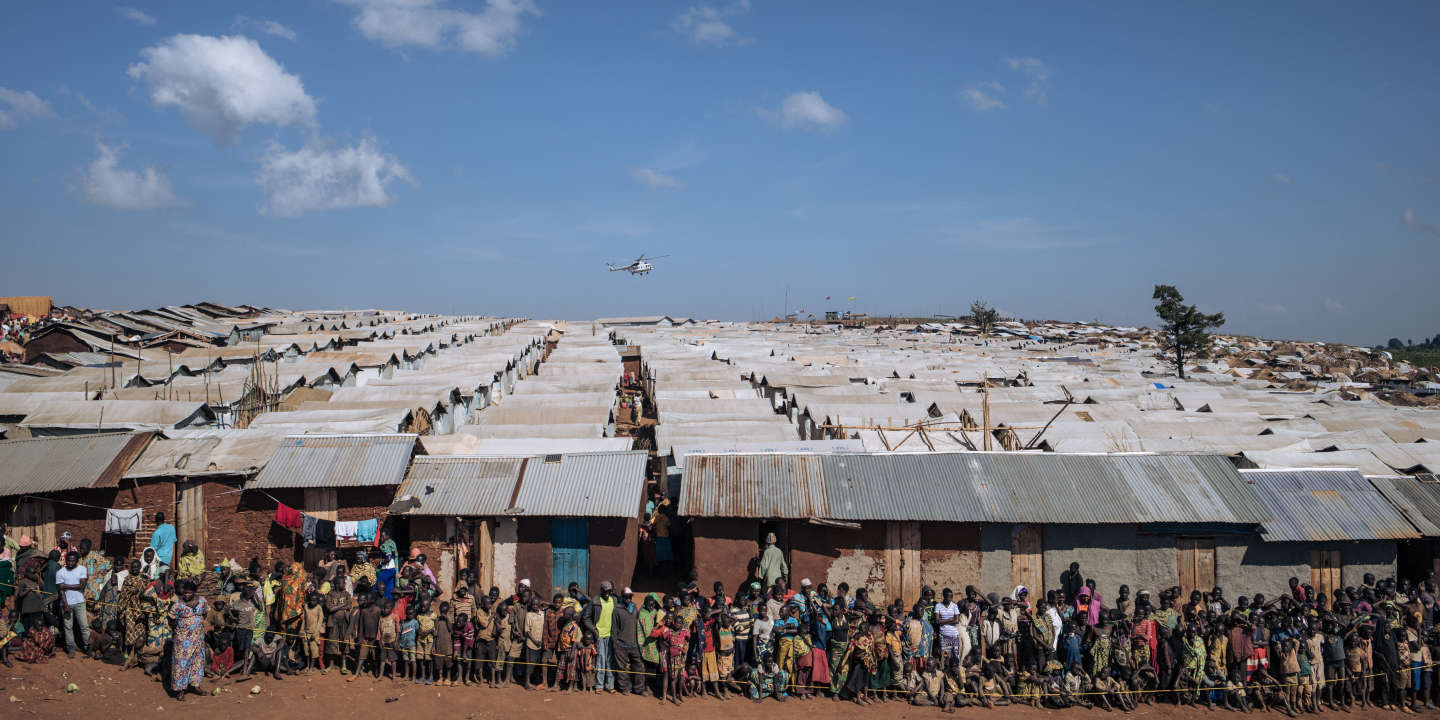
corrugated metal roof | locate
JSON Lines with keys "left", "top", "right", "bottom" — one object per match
{"left": 681, "top": 452, "right": 1271, "bottom": 525}
{"left": 1369, "top": 475, "right": 1440, "bottom": 537}
{"left": 0, "top": 432, "right": 155, "bottom": 495}
{"left": 1241, "top": 468, "right": 1420, "bottom": 542}
{"left": 124, "top": 437, "right": 223, "bottom": 478}
{"left": 396, "top": 456, "right": 523, "bottom": 517}
{"left": 514, "top": 451, "right": 648, "bottom": 517}
{"left": 682, "top": 453, "right": 827, "bottom": 519}
{"left": 246, "top": 434, "right": 416, "bottom": 489}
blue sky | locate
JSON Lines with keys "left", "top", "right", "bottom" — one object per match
{"left": 1, "top": 1, "right": 1437, "bottom": 344}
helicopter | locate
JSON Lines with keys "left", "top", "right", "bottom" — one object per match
{"left": 606, "top": 253, "right": 670, "bottom": 276}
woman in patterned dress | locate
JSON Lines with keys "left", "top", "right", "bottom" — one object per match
{"left": 140, "top": 570, "right": 176, "bottom": 676}
{"left": 118, "top": 559, "right": 148, "bottom": 669}
{"left": 169, "top": 579, "right": 208, "bottom": 700}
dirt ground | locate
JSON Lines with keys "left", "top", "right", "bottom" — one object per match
{"left": 3, "top": 656, "right": 1435, "bottom": 720}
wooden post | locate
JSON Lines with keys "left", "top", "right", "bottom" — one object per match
{"left": 981, "top": 380, "right": 992, "bottom": 451}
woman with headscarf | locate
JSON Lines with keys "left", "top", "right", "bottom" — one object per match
{"left": 1010, "top": 585, "right": 1032, "bottom": 611}
{"left": 278, "top": 561, "right": 307, "bottom": 632}
{"left": 169, "top": 579, "right": 208, "bottom": 700}
{"left": 79, "top": 538, "right": 110, "bottom": 604}
{"left": 828, "top": 601, "right": 853, "bottom": 694}
{"left": 348, "top": 551, "right": 377, "bottom": 594}
{"left": 844, "top": 613, "right": 877, "bottom": 704}
{"left": 140, "top": 570, "right": 176, "bottom": 676}
{"left": 117, "top": 559, "right": 148, "bottom": 668}
{"left": 376, "top": 554, "right": 397, "bottom": 601}
{"left": 1076, "top": 585, "right": 1104, "bottom": 627}
{"left": 637, "top": 592, "right": 664, "bottom": 675}
{"left": 139, "top": 547, "right": 162, "bottom": 580}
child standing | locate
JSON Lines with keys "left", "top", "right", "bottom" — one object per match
{"left": 556, "top": 609, "right": 582, "bottom": 691}
{"left": 397, "top": 604, "right": 419, "bottom": 682}
{"left": 416, "top": 600, "right": 437, "bottom": 684}
{"left": 434, "top": 601, "right": 454, "bottom": 686}
{"left": 377, "top": 599, "right": 398, "bottom": 680}
{"left": 578, "top": 635, "right": 598, "bottom": 693}
{"left": 303, "top": 592, "right": 324, "bottom": 673}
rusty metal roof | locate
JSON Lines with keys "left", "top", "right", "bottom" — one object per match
{"left": 247, "top": 434, "right": 416, "bottom": 489}
{"left": 681, "top": 451, "right": 1271, "bottom": 525}
{"left": 0, "top": 432, "right": 155, "bottom": 495}
{"left": 1241, "top": 468, "right": 1421, "bottom": 542}
{"left": 1368, "top": 475, "right": 1440, "bottom": 537}
{"left": 682, "top": 453, "right": 827, "bottom": 519}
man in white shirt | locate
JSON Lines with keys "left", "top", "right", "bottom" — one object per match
{"left": 55, "top": 550, "right": 90, "bottom": 655}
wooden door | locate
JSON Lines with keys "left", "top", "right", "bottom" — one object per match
{"left": 1010, "top": 524, "right": 1043, "bottom": 593}
{"left": 1310, "top": 549, "right": 1341, "bottom": 599}
{"left": 11, "top": 498, "right": 55, "bottom": 551}
{"left": 176, "top": 479, "right": 207, "bottom": 558}
{"left": 885, "top": 521, "right": 922, "bottom": 607}
{"left": 1177, "top": 538, "right": 1216, "bottom": 597}
{"left": 476, "top": 519, "right": 494, "bottom": 592}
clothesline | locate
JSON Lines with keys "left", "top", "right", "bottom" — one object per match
{"left": 259, "top": 490, "right": 383, "bottom": 550}
{"left": 12, "top": 493, "right": 157, "bottom": 514}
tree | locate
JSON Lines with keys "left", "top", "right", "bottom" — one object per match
{"left": 1152, "top": 285, "right": 1225, "bottom": 380}
{"left": 1388, "top": 338, "right": 1404, "bottom": 350}
{"left": 969, "top": 300, "right": 999, "bottom": 335}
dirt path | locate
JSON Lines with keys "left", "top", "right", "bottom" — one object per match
{"left": 0, "top": 655, "right": 1430, "bottom": 720}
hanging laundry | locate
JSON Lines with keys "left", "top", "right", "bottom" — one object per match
{"left": 355, "top": 517, "right": 378, "bottom": 544}
{"left": 335, "top": 520, "right": 359, "bottom": 540}
{"left": 105, "top": 508, "right": 143, "bottom": 535}
{"left": 275, "top": 502, "right": 303, "bottom": 531}
{"left": 301, "top": 514, "right": 319, "bottom": 544}
{"left": 315, "top": 518, "right": 336, "bottom": 547}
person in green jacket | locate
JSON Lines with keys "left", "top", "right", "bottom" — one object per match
{"left": 759, "top": 533, "right": 788, "bottom": 590}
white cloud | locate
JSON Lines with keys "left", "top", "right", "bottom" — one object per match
{"left": 630, "top": 167, "right": 681, "bottom": 189}
{"left": 772, "top": 91, "right": 848, "bottom": 131}
{"left": 261, "top": 20, "right": 298, "bottom": 41}
{"left": 1403, "top": 208, "right": 1440, "bottom": 238}
{"left": 338, "top": 0, "right": 539, "bottom": 56}
{"left": 81, "top": 142, "right": 181, "bottom": 210}
{"left": 673, "top": 2, "right": 750, "bottom": 46}
{"left": 236, "top": 17, "right": 299, "bottom": 41}
{"left": 1004, "top": 56, "right": 1052, "bottom": 104}
{"left": 960, "top": 85, "right": 1005, "bottom": 111}
{"left": 1259, "top": 303, "right": 1288, "bottom": 314}
{"left": 128, "top": 34, "right": 318, "bottom": 145}
{"left": 1271, "top": 172, "right": 1292, "bottom": 185}
{"left": 1323, "top": 298, "right": 1345, "bottom": 312}
{"left": 120, "top": 7, "right": 156, "bottom": 25}
{"left": 257, "top": 137, "right": 416, "bottom": 217}
{"left": 0, "top": 87, "right": 53, "bottom": 129}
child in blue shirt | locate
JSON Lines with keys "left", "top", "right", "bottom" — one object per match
{"left": 398, "top": 604, "right": 419, "bottom": 682}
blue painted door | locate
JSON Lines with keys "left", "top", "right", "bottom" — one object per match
{"left": 551, "top": 519, "right": 589, "bottom": 594}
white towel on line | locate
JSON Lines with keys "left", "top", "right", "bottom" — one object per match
{"left": 105, "top": 508, "right": 143, "bottom": 535}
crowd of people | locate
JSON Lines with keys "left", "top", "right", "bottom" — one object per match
{"left": 3, "top": 518, "right": 1440, "bottom": 713}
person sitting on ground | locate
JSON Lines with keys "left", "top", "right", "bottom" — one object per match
{"left": 748, "top": 656, "right": 789, "bottom": 703}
